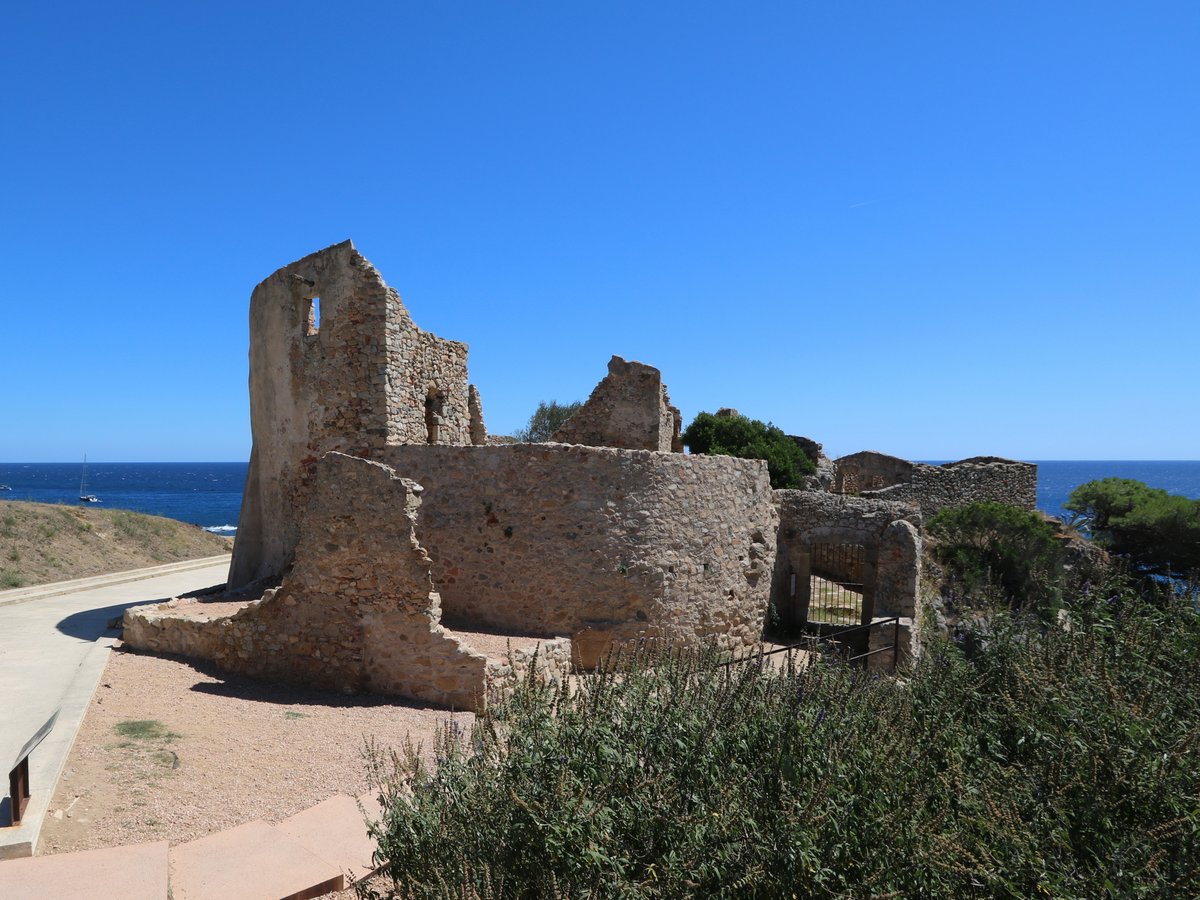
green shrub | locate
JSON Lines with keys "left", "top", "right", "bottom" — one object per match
{"left": 1067, "top": 478, "right": 1200, "bottom": 581}
{"left": 362, "top": 585, "right": 1200, "bottom": 898}
{"left": 929, "top": 501, "right": 1066, "bottom": 616}
{"left": 681, "top": 412, "right": 814, "bottom": 489}
{"left": 514, "top": 400, "right": 583, "bottom": 442}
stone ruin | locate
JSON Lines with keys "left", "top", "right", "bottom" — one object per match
{"left": 124, "top": 240, "right": 1039, "bottom": 706}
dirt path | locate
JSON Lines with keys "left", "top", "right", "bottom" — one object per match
{"left": 39, "top": 645, "right": 468, "bottom": 856}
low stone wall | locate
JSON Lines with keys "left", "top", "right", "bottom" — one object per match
{"left": 507, "top": 637, "right": 573, "bottom": 689}
{"left": 867, "top": 616, "right": 918, "bottom": 671}
{"left": 381, "top": 443, "right": 778, "bottom": 666}
{"left": 862, "top": 458, "right": 1037, "bottom": 517}
{"left": 127, "top": 453, "right": 491, "bottom": 709}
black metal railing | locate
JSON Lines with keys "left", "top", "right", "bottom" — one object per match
{"left": 724, "top": 616, "right": 901, "bottom": 672}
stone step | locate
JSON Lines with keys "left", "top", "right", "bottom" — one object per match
{"left": 276, "top": 793, "right": 383, "bottom": 885}
{"left": 169, "top": 819, "right": 343, "bottom": 900}
{"left": 0, "top": 840, "right": 168, "bottom": 900}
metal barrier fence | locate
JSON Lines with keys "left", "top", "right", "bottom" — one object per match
{"left": 723, "top": 616, "right": 901, "bottom": 672}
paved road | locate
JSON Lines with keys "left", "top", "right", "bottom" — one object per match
{"left": 0, "top": 557, "right": 231, "bottom": 858}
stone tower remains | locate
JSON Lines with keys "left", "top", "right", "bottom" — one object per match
{"left": 228, "top": 240, "right": 485, "bottom": 589}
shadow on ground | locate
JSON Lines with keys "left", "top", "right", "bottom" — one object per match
{"left": 111, "top": 645, "right": 448, "bottom": 712}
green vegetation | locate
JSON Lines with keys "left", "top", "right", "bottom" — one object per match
{"left": 928, "top": 501, "right": 1066, "bottom": 615}
{"left": 514, "top": 400, "right": 583, "bottom": 442}
{"left": 1066, "top": 478, "right": 1200, "bottom": 581}
{"left": 114, "top": 719, "right": 180, "bottom": 742}
{"left": 0, "top": 570, "right": 24, "bottom": 588}
{"left": 681, "top": 412, "right": 814, "bottom": 489}
{"left": 363, "top": 578, "right": 1200, "bottom": 898}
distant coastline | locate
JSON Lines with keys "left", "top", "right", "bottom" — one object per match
{"left": 1, "top": 460, "right": 1197, "bottom": 534}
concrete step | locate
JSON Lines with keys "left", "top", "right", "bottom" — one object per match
{"left": 169, "top": 819, "right": 344, "bottom": 900}
{"left": 276, "top": 793, "right": 383, "bottom": 885}
{"left": 0, "top": 840, "right": 168, "bottom": 900}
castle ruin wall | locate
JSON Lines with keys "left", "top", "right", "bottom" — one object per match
{"left": 128, "top": 453, "right": 492, "bottom": 709}
{"left": 229, "top": 241, "right": 475, "bottom": 589}
{"left": 552, "top": 355, "right": 683, "bottom": 452}
{"left": 381, "top": 443, "right": 778, "bottom": 666}
{"left": 861, "top": 459, "right": 1038, "bottom": 517}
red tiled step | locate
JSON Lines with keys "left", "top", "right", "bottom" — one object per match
{"left": 0, "top": 840, "right": 168, "bottom": 900}
{"left": 169, "top": 819, "right": 343, "bottom": 900}
{"left": 276, "top": 793, "right": 383, "bottom": 885}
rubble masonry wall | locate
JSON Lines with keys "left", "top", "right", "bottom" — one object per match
{"left": 129, "top": 453, "right": 491, "bottom": 708}
{"left": 552, "top": 355, "right": 682, "bottom": 452}
{"left": 381, "top": 443, "right": 778, "bottom": 666}
{"left": 229, "top": 241, "right": 473, "bottom": 589}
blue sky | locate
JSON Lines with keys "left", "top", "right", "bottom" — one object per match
{"left": 3, "top": 2, "right": 1196, "bottom": 462}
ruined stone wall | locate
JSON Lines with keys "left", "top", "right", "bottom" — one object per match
{"left": 552, "top": 356, "right": 682, "bottom": 452}
{"left": 384, "top": 319, "right": 472, "bottom": 446}
{"left": 381, "top": 443, "right": 778, "bottom": 666}
{"left": 832, "top": 451, "right": 915, "bottom": 494}
{"left": 132, "top": 453, "right": 492, "bottom": 708}
{"left": 229, "top": 241, "right": 477, "bottom": 589}
{"left": 862, "top": 459, "right": 1038, "bottom": 517}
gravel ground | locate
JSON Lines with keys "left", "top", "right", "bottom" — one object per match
{"left": 39, "top": 644, "right": 472, "bottom": 858}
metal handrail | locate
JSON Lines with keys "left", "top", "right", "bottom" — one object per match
{"left": 722, "top": 616, "right": 901, "bottom": 671}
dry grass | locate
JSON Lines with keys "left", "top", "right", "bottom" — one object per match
{"left": 807, "top": 574, "right": 863, "bottom": 625}
{"left": 0, "top": 500, "right": 231, "bottom": 588}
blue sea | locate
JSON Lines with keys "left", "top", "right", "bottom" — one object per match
{"left": 0, "top": 460, "right": 1196, "bottom": 534}
{"left": 0, "top": 462, "right": 247, "bottom": 534}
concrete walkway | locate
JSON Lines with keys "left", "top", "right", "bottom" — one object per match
{"left": 0, "top": 557, "right": 231, "bottom": 859}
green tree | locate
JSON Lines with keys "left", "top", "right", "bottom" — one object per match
{"left": 681, "top": 411, "right": 814, "bottom": 489}
{"left": 513, "top": 400, "right": 582, "bottom": 442}
{"left": 928, "top": 501, "right": 1066, "bottom": 614}
{"left": 1066, "top": 478, "right": 1200, "bottom": 578}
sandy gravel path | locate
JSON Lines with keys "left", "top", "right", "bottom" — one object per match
{"left": 38, "top": 645, "right": 470, "bottom": 857}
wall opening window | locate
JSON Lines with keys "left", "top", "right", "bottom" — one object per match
{"left": 425, "top": 389, "right": 445, "bottom": 444}
{"left": 305, "top": 296, "right": 321, "bottom": 336}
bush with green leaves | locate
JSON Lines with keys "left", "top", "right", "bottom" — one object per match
{"left": 361, "top": 579, "right": 1200, "bottom": 898}
{"left": 513, "top": 400, "right": 583, "bottom": 442}
{"left": 928, "top": 501, "right": 1066, "bottom": 616}
{"left": 681, "top": 412, "right": 814, "bottom": 489}
{"left": 1066, "top": 477, "right": 1200, "bottom": 580}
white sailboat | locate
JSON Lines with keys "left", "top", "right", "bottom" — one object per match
{"left": 79, "top": 456, "right": 100, "bottom": 503}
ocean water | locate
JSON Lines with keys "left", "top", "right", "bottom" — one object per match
{"left": 1033, "top": 461, "right": 1200, "bottom": 518}
{"left": 0, "top": 462, "right": 247, "bottom": 533}
{"left": 0, "top": 460, "right": 1196, "bottom": 535}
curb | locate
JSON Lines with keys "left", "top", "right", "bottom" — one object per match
{"left": 0, "top": 557, "right": 231, "bottom": 609}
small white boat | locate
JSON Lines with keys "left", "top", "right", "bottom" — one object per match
{"left": 79, "top": 456, "right": 100, "bottom": 503}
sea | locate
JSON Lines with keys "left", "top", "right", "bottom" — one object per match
{"left": 0, "top": 462, "right": 247, "bottom": 534}
{"left": 0, "top": 461, "right": 1197, "bottom": 535}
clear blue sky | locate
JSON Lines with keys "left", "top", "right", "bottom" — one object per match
{"left": 3, "top": 2, "right": 1196, "bottom": 462}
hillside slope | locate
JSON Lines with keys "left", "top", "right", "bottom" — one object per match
{"left": 0, "top": 500, "right": 231, "bottom": 589}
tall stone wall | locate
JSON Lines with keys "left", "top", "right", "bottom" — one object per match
{"left": 127, "top": 453, "right": 492, "bottom": 709}
{"left": 229, "top": 241, "right": 476, "bottom": 589}
{"left": 551, "top": 356, "right": 682, "bottom": 452}
{"left": 381, "top": 443, "right": 777, "bottom": 665}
